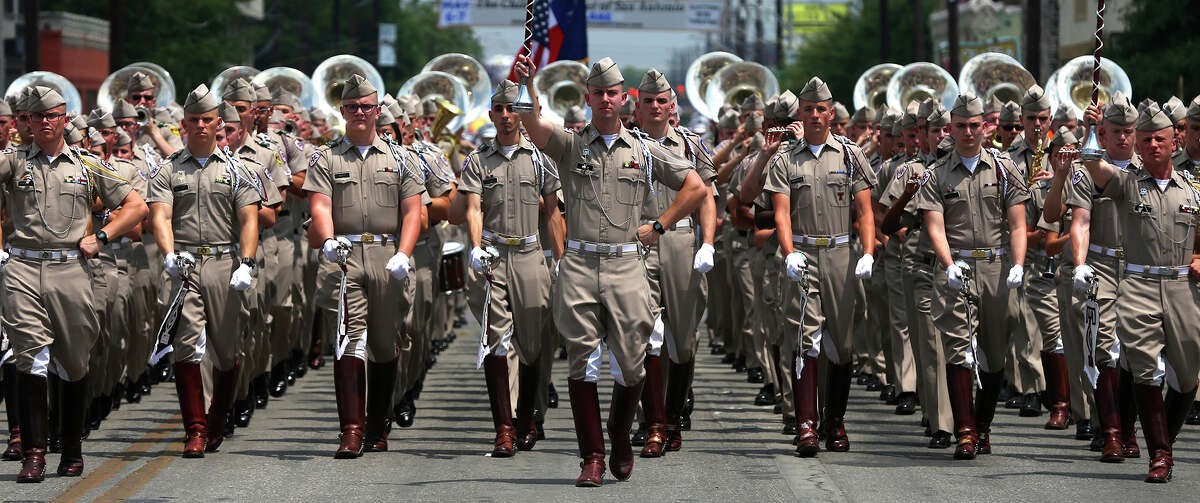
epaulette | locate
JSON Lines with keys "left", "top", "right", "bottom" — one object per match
{"left": 1007, "top": 144, "right": 1020, "bottom": 152}
{"left": 257, "top": 138, "right": 272, "bottom": 148}
{"left": 326, "top": 140, "right": 339, "bottom": 147}
{"left": 477, "top": 141, "right": 491, "bottom": 153}
{"left": 168, "top": 150, "right": 182, "bottom": 161}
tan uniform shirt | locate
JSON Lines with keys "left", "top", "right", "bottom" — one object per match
{"left": 640, "top": 127, "right": 717, "bottom": 217}
{"left": 146, "top": 147, "right": 262, "bottom": 246}
{"left": 880, "top": 156, "right": 934, "bottom": 260}
{"left": 541, "top": 125, "right": 691, "bottom": 244}
{"left": 915, "top": 148, "right": 1029, "bottom": 249}
{"left": 1171, "top": 148, "right": 1200, "bottom": 178}
{"left": 762, "top": 138, "right": 876, "bottom": 236}
{"left": 0, "top": 144, "right": 132, "bottom": 249}
{"left": 1102, "top": 167, "right": 1200, "bottom": 267}
{"left": 459, "top": 138, "right": 561, "bottom": 237}
{"left": 301, "top": 135, "right": 426, "bottom": 236}
{"left": 1063, "top": 154, "right": 1143, "bottom": 249}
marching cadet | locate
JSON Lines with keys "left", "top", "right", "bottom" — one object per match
{"left": 513, "top": 54, "right": 707, "bottom": 486}
{"left": 916, "top": 93, "right": 1029, "bottom": 460}
{"left": 303, "top": 75, "right": 425, "bottom": 458}
{"left": 0, "top": 99, "right": 12, "bottom": 149}
{"left": 619, "top": 98, "right": 636, "bottom": 129}
{"left": 996, "top": 102, "right": 1023, "bottom": 150}
{"left": 124, "top": 71, "right": 182, "bottom": 156}
{"left": 757, "top": 77, "right": 877, "bottom": 457}
{"left": 848, "top": 107, "right": 872, "bottom": 147}
{"left": 725, "top": 103, "right": 763, "bottom": 376}
{"left": 457, "top": 80, "right": 564, "bottom": 456}
{"left": 703, "top": 110, "right": 740, "bottom": 359}
{"left": 564, "top": 106, "right": 588, "bottom": 133}
{"left": 147, "top": 85, "right": 262, "bottom": 458}
{"left": 831, "top": 102, "right": 850, "bottom": 137}
{"left": 1076, "top": 102, "right": 1200, "bottom": 484}
{"left": 1, "top": 86, "right": 147, "bottom": 482}
{"left": 631, "top": 69, "right": 718, "bottom": 457}
{"left": 1052, "top": 105, "right": 1081, "bottom": 135}
{"left": 1174, "top": 98, "right": 1200, "bottom": 178}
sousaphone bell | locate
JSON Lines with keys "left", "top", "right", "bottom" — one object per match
{"left": 5, "top": 71, "right": 83, "bottom": 115}
{"left": 311, "top": 55, "right": 385, "bottom": 117}
{"left": 533, "top": 60, "right": 590, "bottom": 126}
{"left": 685, "top": 51, "right": 743, "bottom": 121}
{"left": 853, "top": 63, "right": 902, "bottom": 111}
{"left": 958, "top": 52, "right": 1035, "bottom": 105}
{"left": 886, "top": 62, "right": 959, "bottom": 112}
{"left": 703, "top": 62, "right": 778, "bottom": 119}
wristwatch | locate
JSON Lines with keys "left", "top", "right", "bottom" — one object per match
{"left": 241, "top": 257, "right": 257, "bottom": 269}
{"left": 95, "top": 230, "right": 109, "bottom": 245}
{"left": 652, "top": 220, "right": 666, "bottom": 235}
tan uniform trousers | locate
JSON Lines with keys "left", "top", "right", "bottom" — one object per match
{"left": 783, "top": 242, "right": 857, "bottom": 365}
{"left": 3, "top": 256, "right": 100, "bottom": 382}
{"left": 1116, "top": 274, "right": 1200, "bottom": 392}
{"left": 127, "top": 241, "right": 156, "bottom": 379}
{"left": 313, "top": 242, "right": 412, "bottom": 364}
{"left": 535, "top": 250, "right": 560, "bottom": 422}
{"left": 395, "top": 239, "right": 439, "bottom": 397}
{"left": 884, "top": 244, "right": 916, "bottom": 393}
{"left": 745, "top": 248, "right": 774, "bottom": 375}
{"left": 705, "top": 234, "right": 733, "bottom": 348}
{"left": 728, "top": 236, "right": 755, "bottom": 359}
{"left": 170, "top": 253, "right": 248, "bottom": 372}
{"left": 865, "top": 257, "right": 891, "bottom": 382}
{"left": 102, "top": 247, "right": 135, "bottom": 391}
{"left": 467, "top": 241, "right": 552, "bottom": 364}
{"left": 1063, "top": 254, "right": 1124, "bottom": 417}
{"left": 933, "top": 256, "right": 1020, "bottom": 373}
{"left": 1007, "top": 262, "right": 1047, "bottom": 394}
{"left": 645, "top": 226, "right": 708, "bottom": 365}
{"left": 761, "top": 249, "right": 793, "bottom": 418}
{"left": 268, "top": 229, "right": 299, "bottom": 364}
{"left": 88, "top": 257, "right": 113, "bottom": 396}
{"left": 905, "top": 259, "right": 952, "bottom": 434}
{"left": 554, "top": 249, "right": 654, "bottom": 386}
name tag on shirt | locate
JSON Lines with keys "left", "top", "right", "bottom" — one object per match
{"left": 63, "top": 175, "right": 88, "bottom": 186}
{"left": 334, "top": 172, "right": 351, "bottom": 180}
{"left": 482, "top": 175, "right": 498, "bottom": 185}
{"left": 173, "top": 184, "right": 189, "bottom": 192}
{"left": 944, "top": 190, "right": 960, "bottom": 200}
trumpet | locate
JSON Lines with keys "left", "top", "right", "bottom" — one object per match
{"left": 136, "top": 106, "right": 153, "bottom": 127}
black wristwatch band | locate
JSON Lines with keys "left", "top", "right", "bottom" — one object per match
{"left": 241, "top": 257, "right": 257, "bottom": 269}
{"left": 95, "top": 230, "right": 109, "bottom": 245}
{"left": 652, "top": 220, "right": 666, "bottom": 235}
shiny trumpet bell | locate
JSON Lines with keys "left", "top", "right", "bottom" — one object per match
{"left": 254, "top": 67, "right": 317, "bottom": 110}
{"left": 685, "top": 51, "right": 743, "bottom": 121}
{"left": 98, "top": 62, "right": 174, "bottom": 112}
{"left": 430, "top": 99, "right": 463, "bottom": 139}
{"left": 886, "top": 62, "right": 959, "bottom": 112}
{"left": 533, "top": 60, "right": 589, "bottom": 124}
{"left": 958, "top": 52, "right": 1035, "bottom": 105}
{"left": 398, "top": 71, "right": 471, "bottom": 131}
{"left": 703, "top": 61, "right": 778, "bottom": 119}
{"left": 5, "top": 71, "right": 83, "bottom": 115}
{"left": 512, "top": 79, "right": 536, "bottom": 114}
{"left": 211, "top": 66, "right": 261, "bottom": 99}
{"left": 1052, "top": 55, "right": 1131, "bottom": 117}
{"left": 422, "top": 53, "right": 492, "bottom": 122}
{"left": 853, "top": 63, "right": 902, "bottom": 111}
{"left": 312, "top": 55, "right": 385, "bottom": 117}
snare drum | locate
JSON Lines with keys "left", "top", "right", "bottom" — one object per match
{"left": 439, "top": 241, "right": 466, "bottom": 294}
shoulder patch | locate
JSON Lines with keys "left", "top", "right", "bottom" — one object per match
{"left": 1071, "top": 169, "right": 1084, "bottom": 185}
{"left": 895, "top": 165, "right": 908, "bottom": 180}
{"left": 309, "top": 151, "right": 321, "bottom": 167}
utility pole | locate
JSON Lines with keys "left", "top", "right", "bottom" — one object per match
{"left": 109, "top": 0, "right": 123, "bottom": 71}
{"left": 776, "top": 0, "right": 784, "bottom": 68}
{"left": 880, "top": 0, "right": 890, "bottom": 61}
{"left": 947, "top": 0, "right": 960, "bottom": 75}
{"left": 1024, "top": 0, "right": 1042, "bottom": 81}
{"left": 754, "top": 0, "right": 764, "bottom": 62}
{"left": 912, "top": 0, "right": 925, "bottom": 62}
{"left": 23, "top": 0, "right": 39, "bottom": 71}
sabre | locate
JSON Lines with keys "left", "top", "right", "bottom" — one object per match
{"left": 1079, "top": 0, "right": 1107, "bottom": 161}
{"left": 150, "top": 253, "right": 197, "bottom": 365}
{"left": 475, "top": 246, "right": 500, "bottom": 369}
{"left": 956, "top": 260, "right": 982, "bottom": 388}
{"left": 511, "top": 0, "right": 536, "bottom": 114}
{"left": 1082, "top": 274, "right": 1101, "bottom": 389}
{"left": 792, "top": 262, "right": 812, "bottom": 376}
{"left": 333, "top": 241, "right": 352, "bottom": 360}
{"left": 0, "top": 326, "right": 11, "bottom": 367}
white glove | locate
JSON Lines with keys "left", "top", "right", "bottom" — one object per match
{"left": 229, "top": 263, "right": 254, "bottom": 291}
{"left": 785, "top": 252, "right": 807, "bottom": 281}
{"left": 1006, "top": 264, "right": 1024, "bottom": 288}
{"left": 1073, "top": 264, "right": 1095, "bottom": 293}
{"left": 386, "top": 251, "right": 411, "bottom": 280}
{"left": 0, "top": 249, "right": 9, "bottom": 273}
{"left": 946, "top": 263, "right": 965, "bottom": 291}
{"left": 164, "top": 251, "right": 195, "bottom": 279}
{"left": 693, "top": 243, "right": 715, "bottom": 273}
{"left": 323, "top": 237, "right": 351, "bottom": 262}
{"left": 854, "top": 254, "right": 874, "bottom": 279}
{"left": 470, "top": 246, "right": 491, "bottom": 273}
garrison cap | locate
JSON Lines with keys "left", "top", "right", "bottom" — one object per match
{"left": 937, "top": 134, "right": 955, "bottom": 151}
{"left": 0, "top": 99, "right": 10, "bottom": 117}
{"left": 833, "top": 101, "right": 850, "bottom": 120}
{"left": 127, "top": 72, "right": 155, "bottom": 93}
{"left": 28, "top": 86, "right": 66, "bottom": 112}
{"left": 87, "top": 127, "right": 105, "bottom": 146}
{"left": 873, "top": 106, "right": 892, "bottom": 124}
{"left": 218, "top": 102, "right": 241, "bottom": 123}
{"left": 927, "top": 106, "right": 950, "bottom": 128}
{"left": 1053, "top": 104, "right": 1079, "bottom": 123}
{"left": 777, "top": 90, "right": 799, "bottom": 119}
{"left": 15, "top": 87, "right": 34, "bottom": 112}
{"left": 744, "top": 113, "right": 763, "bottom": 130}
{"left": 222, "top": 78, "right": 256, "bottom": 102}
{"left": 1021, "top": 85, "right": 1052, "bottom": 112}
{"left": 1103, "top": 91, "right": 1137, "bottom": 126}
{"left": 271, "top": 88, "right": 302, "bottom": 110}
{"left": 1163, "top": 96, "right": 1186, "bottom": 123}
{"left": 1136, "top": 102, "right": 1173, "bottom": 132}
{"left": 586, "top": 57, "right": 624, "bottom": 88}
{"left": 310, "top": 108, "right": 327, "bottom": 122}
{"left": 376, "top": 107, "right": 396, "bottom": 126}
{"left": 269, "top": 109, "right": 285, "bottom": 125}
{"left": 116, "top": 129, "right": 132, "bottom": 146}
{"left": 797, "top": 76, "right": 832, "bottom": 102}
{"left": 741, "top": 94, "right": 764, "bottom": 111}
{"left": 950, "top": 93, "right": 984, "bottom": 117}
{"left": 252, "top": 82, "right": 271, "bottom": 102}
{"left": 87, "top": 109, "right": 116, "bottom": 129}
{"left": 1050, "top": 126, "right": 1079, "bottom": 148}
{"left": 183, "top": 84, "right": 219, "bottom": 114}
{"left": 564, "top": 105, "right": 587, "bottom": 124}
{"left": 638, "top": 68, "right": 671, "bottom": 95}
{"left": 399, "top": 95, "right": 420, "bottom": 117}
{"left": 492, "top": 80, "right": 520, "bottom": 104}
{"left": 917, "top": 99, "right": 936, "bottom": 123}
{"left": 387, "top": 101, "right": 404, "bottom": 121}
{"left": 64, "top": 124, "right": 83, "bottom": 144}
{"left": 717, "top": 109, "right": 738, "bottom": 130}
{"left": 763, "top": 97, "right": 780, "bottom": 121}
{"left": 421, "top": 97, "right": 438, "bottom": 116}
{"left": 341, "top": 74, "right": 377, "bottom": 101}
{"left": 879, "top": 109, "right": 900, "bottom": 132}
{"left": 998, "top": 101, "right": 1021, "bottom": 122}
{"left": 110, "top": 102, "right": 134, "bottom": 121}
{"left": 986, "top": 95, "right": 1003, "bottom": 114}
{"left": 153, "top": 107, "right": 174, "bottom": 124}
{"left": 899, "top": 101, "right": 921, "bottom": 129}
{"left": 1188, "top": 96, "right": 1200, "bottom": 122}
{"left": 850, "top": 106, "right": 871, "bottom": 125}
{"left": 70, "top": 114, "right": 88, "bottom": 131}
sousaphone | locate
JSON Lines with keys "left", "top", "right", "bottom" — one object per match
{"left": 958, "top": 52, "right": 1034, "bottom": 105}
{"left": 686, "top": 51, "right": 743, "bottom": 121}
{"left": 1051, "top": 55, "right": 1131, "bottom": 116}
{"left": 533, "top": 60, "right": 590, "bottom": 125}
{"left": 886, "top": 62, "right": 959, "bottom": 112}
{"left": 703, "top": 61, "right": 778, "bottom": 119}
{"left": 422, "top": 53, "right": 491, "bottom": 123}
{"left": 211, "top": 66, "right": 261, "bottom": 99}
{"left": 4, "top": 71, "right": 83, "bottom": 115}
{"left": 97, "top": 62, "right": 176, "bottom": 112}
{"left": 398, "top": 71, "right": 470, "bottom": 132}
{"left": 853, "top": 63, "right": 902, "bottom": 111}
{"left": 311, "top": 55, "right": 385, "bottom": 117}
{"left": 253, "top": 67, "right": 317, "bottom": 110}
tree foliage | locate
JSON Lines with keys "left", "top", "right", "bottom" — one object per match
{"left": 1105, "top": 0, "right": 1200, "bottom": 101}
{"left": 43, "top": 0, "right": 481, "bottom": 98}
{"left": 778, "top": 0, "right": 938, "bottom": 106}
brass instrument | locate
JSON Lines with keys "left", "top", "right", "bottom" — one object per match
{"left": 5, "top": 71, "right": 83, "bottom": 115}
{"left": 135, "top": 106, "right": 153, "bottom": 127}
{"left": 685, "top": 52, "right": 743, "bottom": 121}
{"left": 533, "top": 60, "right": 590, "bottom": 126}
{"left": 422, "top": 53, "right": 491, "bottom": 123}
{"left": 1049, "top": 55, "right": 1131, "bottom": 117}
{"left": 853, "top": 63, "right": 902, "bottom": 111}
{"left": 398, "top": 71, "right": 470, "bottom": 132}
{"left": 1028, "top": 128, "right": 1044, "bottom": 184}
{"left": 958, "top": 52, "right": 1035, "bottom": 105}
{"left": 312, "top": 55, "right": 386, "bottom": 117}
{"left": 98, "top": 63, "right": 175, "bottom": 112}
{"left": 703, "top": 62, "right": 778, "bottom": 118}
{"left": 886, "top": 62, "right": 959, "bottom": 112}
{"left": 253, "top": 67, "right": 317, "bottom": 109}
{"left": 429, "top": 99, "right": 463, "bottom": 141}
{"left": 211, "top": 66, "right": 261, "bottom": 99}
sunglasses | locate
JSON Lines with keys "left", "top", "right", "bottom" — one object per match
{"left": 1001, "top": 124, "right": 1024, "bottom": 132}
{"left": 117, "top": 120, "right": 137, "bottom": 128}
{"left": 30, "top": 112, "right": 66, "bottom": 122}
{"left": 130, "top": 93, "right": 155, "bottom": 102}
{"left": 342, "top": 104, "right": 378, "bottom": 114}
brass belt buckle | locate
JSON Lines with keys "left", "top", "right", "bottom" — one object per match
{"left": 196, "top": 246, "right": 212, "bottom": 255}
{"left": 1114, "top": 249, "right": 1124, "bottom": 259}
{"left": 595, "top": 244, "right": 612, "bottom": 255}
{"left": 971, "top": 249, "right": 987, "bottom": 259}
{"left": 361, "top": 234, "right": 375, "bottom": 244}
{"left": 814, "top": 237, "right": 830, "bottom": 246}
{"left": 39, "top": 251, "right": 52, "bottom": 260}
{"left": 504, "top": 237, "right": 521, "bottom": 246}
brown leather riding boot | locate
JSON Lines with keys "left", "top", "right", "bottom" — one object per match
{"left": 824, "top": 363, "right": 852, "bottom": 452}
{"left": 206, "top": 362, "right": 241, "bottom": 453}
{"left": 16, "top": 373, "right": 48, "bottom": 483}
{"left": 974, "top": 371, "right": 1004, "bottom": 455}
{"left": 56, "top": 375, "right": 88, "bottom": 476}
{"left": 947, "top": 365, "right": 977, "bottom": 460}
{"left": 1042, "top": 352, "right": 1071, "bottom": 430}
{"left": 1134, "top": 383, "right": 1173, "bottom": 483}
{"left": 173, "top": 362, "right": 207, "bottom": 458}
{"left": 607, "top": 380, "right": 643, "bottom": 481}
{"left": 1164, "top": 386, "right": 1198, "bottom": 445}
{"left": 569, "top": 379, "right": 605, "bottom": 487}
{"left": 794, "top": 354, "right": 820, "bottom": 457}
{"left": 514, "top": 362, "right": 540, "bottom": 451}
{"left": 1118, "top": 368, "right": 1141, "bottom": 458}
{"left": 639, "top": 355, "right": 666, "bottom": 458}
{"left": 3, "top": 364, "right": 22, "bottom": 461}
{"left": 663, "top": 359, "right": 694, "bottom": 452}
{"left": 364, "top": 358, "right": 399, "bottom": 453}
{"left": 483, "top": 355, "right": 515, "bottom": 457}
{"left": 1094, "top": 368, "right": 1125, "bottom": 463}
{"left": 334, "top": 357, "right": 366, "bottom": 459}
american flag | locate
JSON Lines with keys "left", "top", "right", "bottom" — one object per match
{"left": 507, "top": 0, "right": 588, "bottom": 80}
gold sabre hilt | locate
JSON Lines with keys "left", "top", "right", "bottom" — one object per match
{"left": 335, "top": 242, "right": 351, "bottom": 267}
{"left": 480, "top": 246, "right": 500, "bottom": 275}
{"left": 176, "top": 253, "right": 197, "bottom": 278}
{"left": 955, "top": 259, "right": 979, "bottom": 305}
{"left": 1087, "top": 274, "right": 1099, "bottom": 301}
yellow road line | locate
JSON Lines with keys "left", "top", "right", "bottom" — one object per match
{"left": 50, "top": 413, "right": 180, "bottom": 503}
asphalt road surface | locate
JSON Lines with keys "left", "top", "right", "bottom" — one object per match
{"left": 3, "top": 318, "right": 1199, "bottom": 501}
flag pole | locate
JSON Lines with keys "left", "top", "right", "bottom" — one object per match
{"left": 512, "top": 0, "right": 536, "bottom": 113}
{"left": 1079, "top": 0, "right": 1106, "bottom": 161}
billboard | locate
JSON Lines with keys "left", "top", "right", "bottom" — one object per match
{"left": 438, "top": 0, "right": 724, "bottom": 32}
